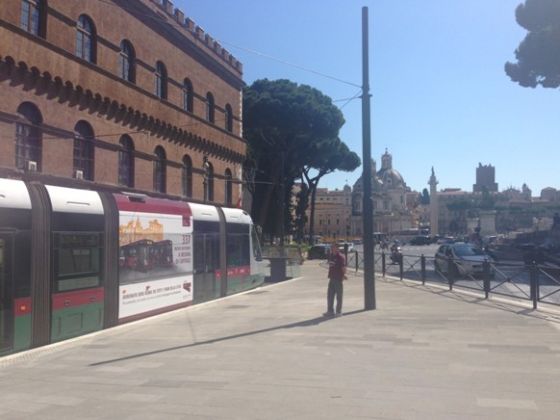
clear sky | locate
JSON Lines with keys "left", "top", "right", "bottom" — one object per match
{"left": 177, "top": 0, "right": 559, "bottom": 195}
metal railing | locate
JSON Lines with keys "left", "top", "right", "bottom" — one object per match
{"left": 349, "top": 249, "right": 560, "bottom": 310}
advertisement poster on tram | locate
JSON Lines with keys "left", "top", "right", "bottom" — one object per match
{"left": 117, "top": 210, "right": 193, "bottom": 320}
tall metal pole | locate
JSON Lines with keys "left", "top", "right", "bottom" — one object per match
{"left": 362, "top": 7, "right": 376, "bottom": 310}
{"left": 279, "top": 150, "right": 285, "bottom": 255}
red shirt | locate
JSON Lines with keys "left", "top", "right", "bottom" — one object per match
{"left": 328, "top": 251, "right": 346, "bottom": 281}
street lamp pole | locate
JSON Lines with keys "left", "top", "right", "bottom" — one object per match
{"left": 362, "top": 6, "right": 376, "bottom": 310}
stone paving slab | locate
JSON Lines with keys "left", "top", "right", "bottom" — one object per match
{"left": 1, "top": 261, "right": 560, "bottom": 419}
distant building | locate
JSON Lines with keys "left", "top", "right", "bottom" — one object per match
{"left": 473, "top": 163, "right": 498, "bottom": 192}
{"left": 350, "top": 149, "right": 412, "bottom": 235}
{"left": 306, "top": 185, "right": 352, "bottom": 240}
{"left": 541, "top": 187, "right": 560, "bottom": 202}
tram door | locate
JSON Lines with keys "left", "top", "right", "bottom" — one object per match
{"left": 193, "top": 230, "right": 220, "bottom": 304}
{"left": 0, "top": 235, "right": 13, "bottom": 352}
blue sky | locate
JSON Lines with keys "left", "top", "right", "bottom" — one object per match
{"left": 178, "top": 0, "right": 559, "bottom": 195}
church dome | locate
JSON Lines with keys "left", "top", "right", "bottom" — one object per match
{"left": 376, "top": 149, "right": 406, "bottom": 189}
{"left": 377, "top": 167, "right": 405, "bottom": 189}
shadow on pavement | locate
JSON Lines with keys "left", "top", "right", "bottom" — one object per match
{"left": 385, "top": 278, "right": 560, "bottom": 324}
{"left": 90, "top": 309, "right": 366, "bottom": 367}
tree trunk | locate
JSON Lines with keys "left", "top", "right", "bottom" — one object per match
{"left": 308, "top": 182, "right": 318, "bottom": 245}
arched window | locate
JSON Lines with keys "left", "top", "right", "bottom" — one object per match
{"left": 118, "top": 135, "right": 134, "bottom": 187}
{"left": 182, "top": 155, "right": 193, "bottom": 198}
{"left": 73, "top": 121, "right": 95, "bottom": 181}
{"left": 119, "top": 40, "right": 135, "bottom": 83}
{"left": 224, "top": 104, "right": 233, "bottom": 132}
{"left": 15, "top": 102, "right": 43, "bottom": 171}
{"left": 183, "top": 79, "right": 193, "bottom": 113}
{"left": 204, "top": 160, "right": 214, "bottom": 202}
{"left": 20, "top": 0, "right": 46, "bottom": 37}
{"left": 76, "top": 15, "right": 96, "bottom": 63}
{"left": 155, "top": 61, "right": 167, "bottom": 99}
{"left": 153, "top": 146, "right": 166, "bottom": 193}
{"left": 205, "top": 92, "right": 215, "bottom": 123}
{"left": 224, "top": 168, "right": 233, "bottom": 205}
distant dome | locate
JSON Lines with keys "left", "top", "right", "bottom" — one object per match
{"left": 377, "top": 167, "right": 405, "bottom": 189}
{"left": 376, "top": 149, "right": 406, "bottom": 190}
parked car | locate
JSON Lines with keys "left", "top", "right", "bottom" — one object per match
{"left": 337, "top": 241, "right": 354, "bottom": 253}
{"left": 409, "top": 235, "right": 432, "bottom": 245}
{"left": 307, "top": 244, "right": 331, "bottom": 260}
{"left": 434, "top": 243, "right": 493, "bottom": 277}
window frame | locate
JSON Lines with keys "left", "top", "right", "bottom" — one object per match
{"left": 155, "top": 61, "right": 168, "bottom": 100}
{"left": 15, "top": 102, "right": 43, "bottom": 172}
{"left": 224, "top": 168, "right": 233, "bottom": 206}
{"left": 183, "top": 79, "right": 194, "bottom": 112}
{"left": 119, "top": 40, "right": 136, "bottom": 83}
{"left": 224, "top": 104, "right": 233, "bottom": 132}
{"left": 205, "top": 92, "right": 215, "bottom": 123}
{"left": 182, "top": 155, "right": 193, "bottom": 198}
{"left": 73, "top": 121, "right": 95, "bottom": 181}
{"left": 20, "top": 0, "right": 45, "bottom": 37}
{"left": 76, "top": 15, "right": 96, "bottom": 63}
{"left": 118, "top": 135, "right": 135, "bottom": 187}
{"left": 153, "top": 146, "right": 167, "bottom": 193}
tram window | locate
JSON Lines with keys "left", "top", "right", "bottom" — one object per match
{"left": 13, "top": 231, "right": 31, "bottom": 297}
{"left": 54, "top": 233, "right": 102, "bottom": 292}
{"left": 226, "top": 224, "right": 250, "bottom": 267}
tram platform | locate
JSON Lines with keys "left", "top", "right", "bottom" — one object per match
{"left": 1, "top": 261, "right": 560, "bottom": 419}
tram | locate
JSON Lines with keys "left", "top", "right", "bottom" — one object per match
{"left": 0, "top": 178, "right": 264, "bottom": 356}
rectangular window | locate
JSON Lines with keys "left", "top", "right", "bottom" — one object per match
{"left": 53, "top": 233, "right": 102, "bottom": 292}
{"left": 76, "top": 31, "right": 83, "bottom": 58}
{"left": 226, "top": 224, "right": 250, "bottom": 267}
{"left": 20, "top": 2, "right": 30, "bottom": 31}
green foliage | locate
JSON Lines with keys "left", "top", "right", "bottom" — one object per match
{"left": 420, "top": 188, "right": 430, "bottom": 205}
{"left": 243, "top": 79, "right": 359, "bottom": 240}
{"left": 505, "top": 0, "right": 560, "bottom": 88}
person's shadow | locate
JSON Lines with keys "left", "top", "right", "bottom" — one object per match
{"left": 90, "top": 309, "right": 366, "bottom": 367}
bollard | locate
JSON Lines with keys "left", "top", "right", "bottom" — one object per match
{"left": 529, "top": 261, "right": 539, "bottom": 310}
{"left": 483, "top": 259, "right": 490, "bottom": 299}
{"left": 355, "top": 250, "right": 359, "bottom": 272}
{"left": 421, "top": 254, "right": 426, "bottom": 285}
{"left": 448, "top": 256, "right": 453, "bottom": 291}
{"left": 382, "top": 252, "right": 386, "bottom": 277}
{"left": 344, "top": 243, "right": 349, "bottom": 264}
{"left": 399, "top": 254, "right": 404, "bottom": 281}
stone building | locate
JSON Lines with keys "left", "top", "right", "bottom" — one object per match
{"left": 350, "top": 150, "right": 412, "bottom": 235}
{"left": 0, "top": 0, "right": 245, "bottom": 205}
{"left": 473, "top": 163, "right": 498, "bottom": 192}
{"left": 308, "top": 185, "right": 352, "bottom": 240}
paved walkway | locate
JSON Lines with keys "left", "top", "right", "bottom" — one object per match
{"left": 2, "top": 262, "right": 560, "bottom": 419}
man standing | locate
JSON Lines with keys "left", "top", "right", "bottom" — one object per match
{"left": 325, "top": 243, "right": 346, "bottom": 317}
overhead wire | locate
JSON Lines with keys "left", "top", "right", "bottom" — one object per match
{"left": 93, "top": 0, "right": 362, "bottom": 89}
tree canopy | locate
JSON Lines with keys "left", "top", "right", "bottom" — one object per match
{"left": 243, "top": 79, "right": 360, "bottom": 241}
{"left": 505, "top": 0, "right": 560, "bottom": 88}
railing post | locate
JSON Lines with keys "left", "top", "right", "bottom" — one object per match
{"left": 483, "top": 259, "right": 490, "bottom": 299}
{"left": 382, "top": 252, "right": 386, "bottom": 277}
{"left": 355, "top": 250, "right": 359, "bottom": 272}
{"left": 399, "top": 254, "right": 404, "bottom": 281}
{"left": 448, "top": 256, "right": 453, "bottom": 291}
{"left": 530, "top": 261, "right": 539, "bottom": 310}
{"left": 420, "top": 254, "right": 426, "bottom": 285}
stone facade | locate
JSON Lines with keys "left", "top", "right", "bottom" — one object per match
{"left": 0, "top": 0, "right": 245, "bottom": 205}
{"left": 308, "top": 185, "right": 352, "bottom": 240}
{"left": 473, "top": 163, "right": 498, "bottom": 193}
{"left": 350, "top": 150, "right": 412, "bottom": 235}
